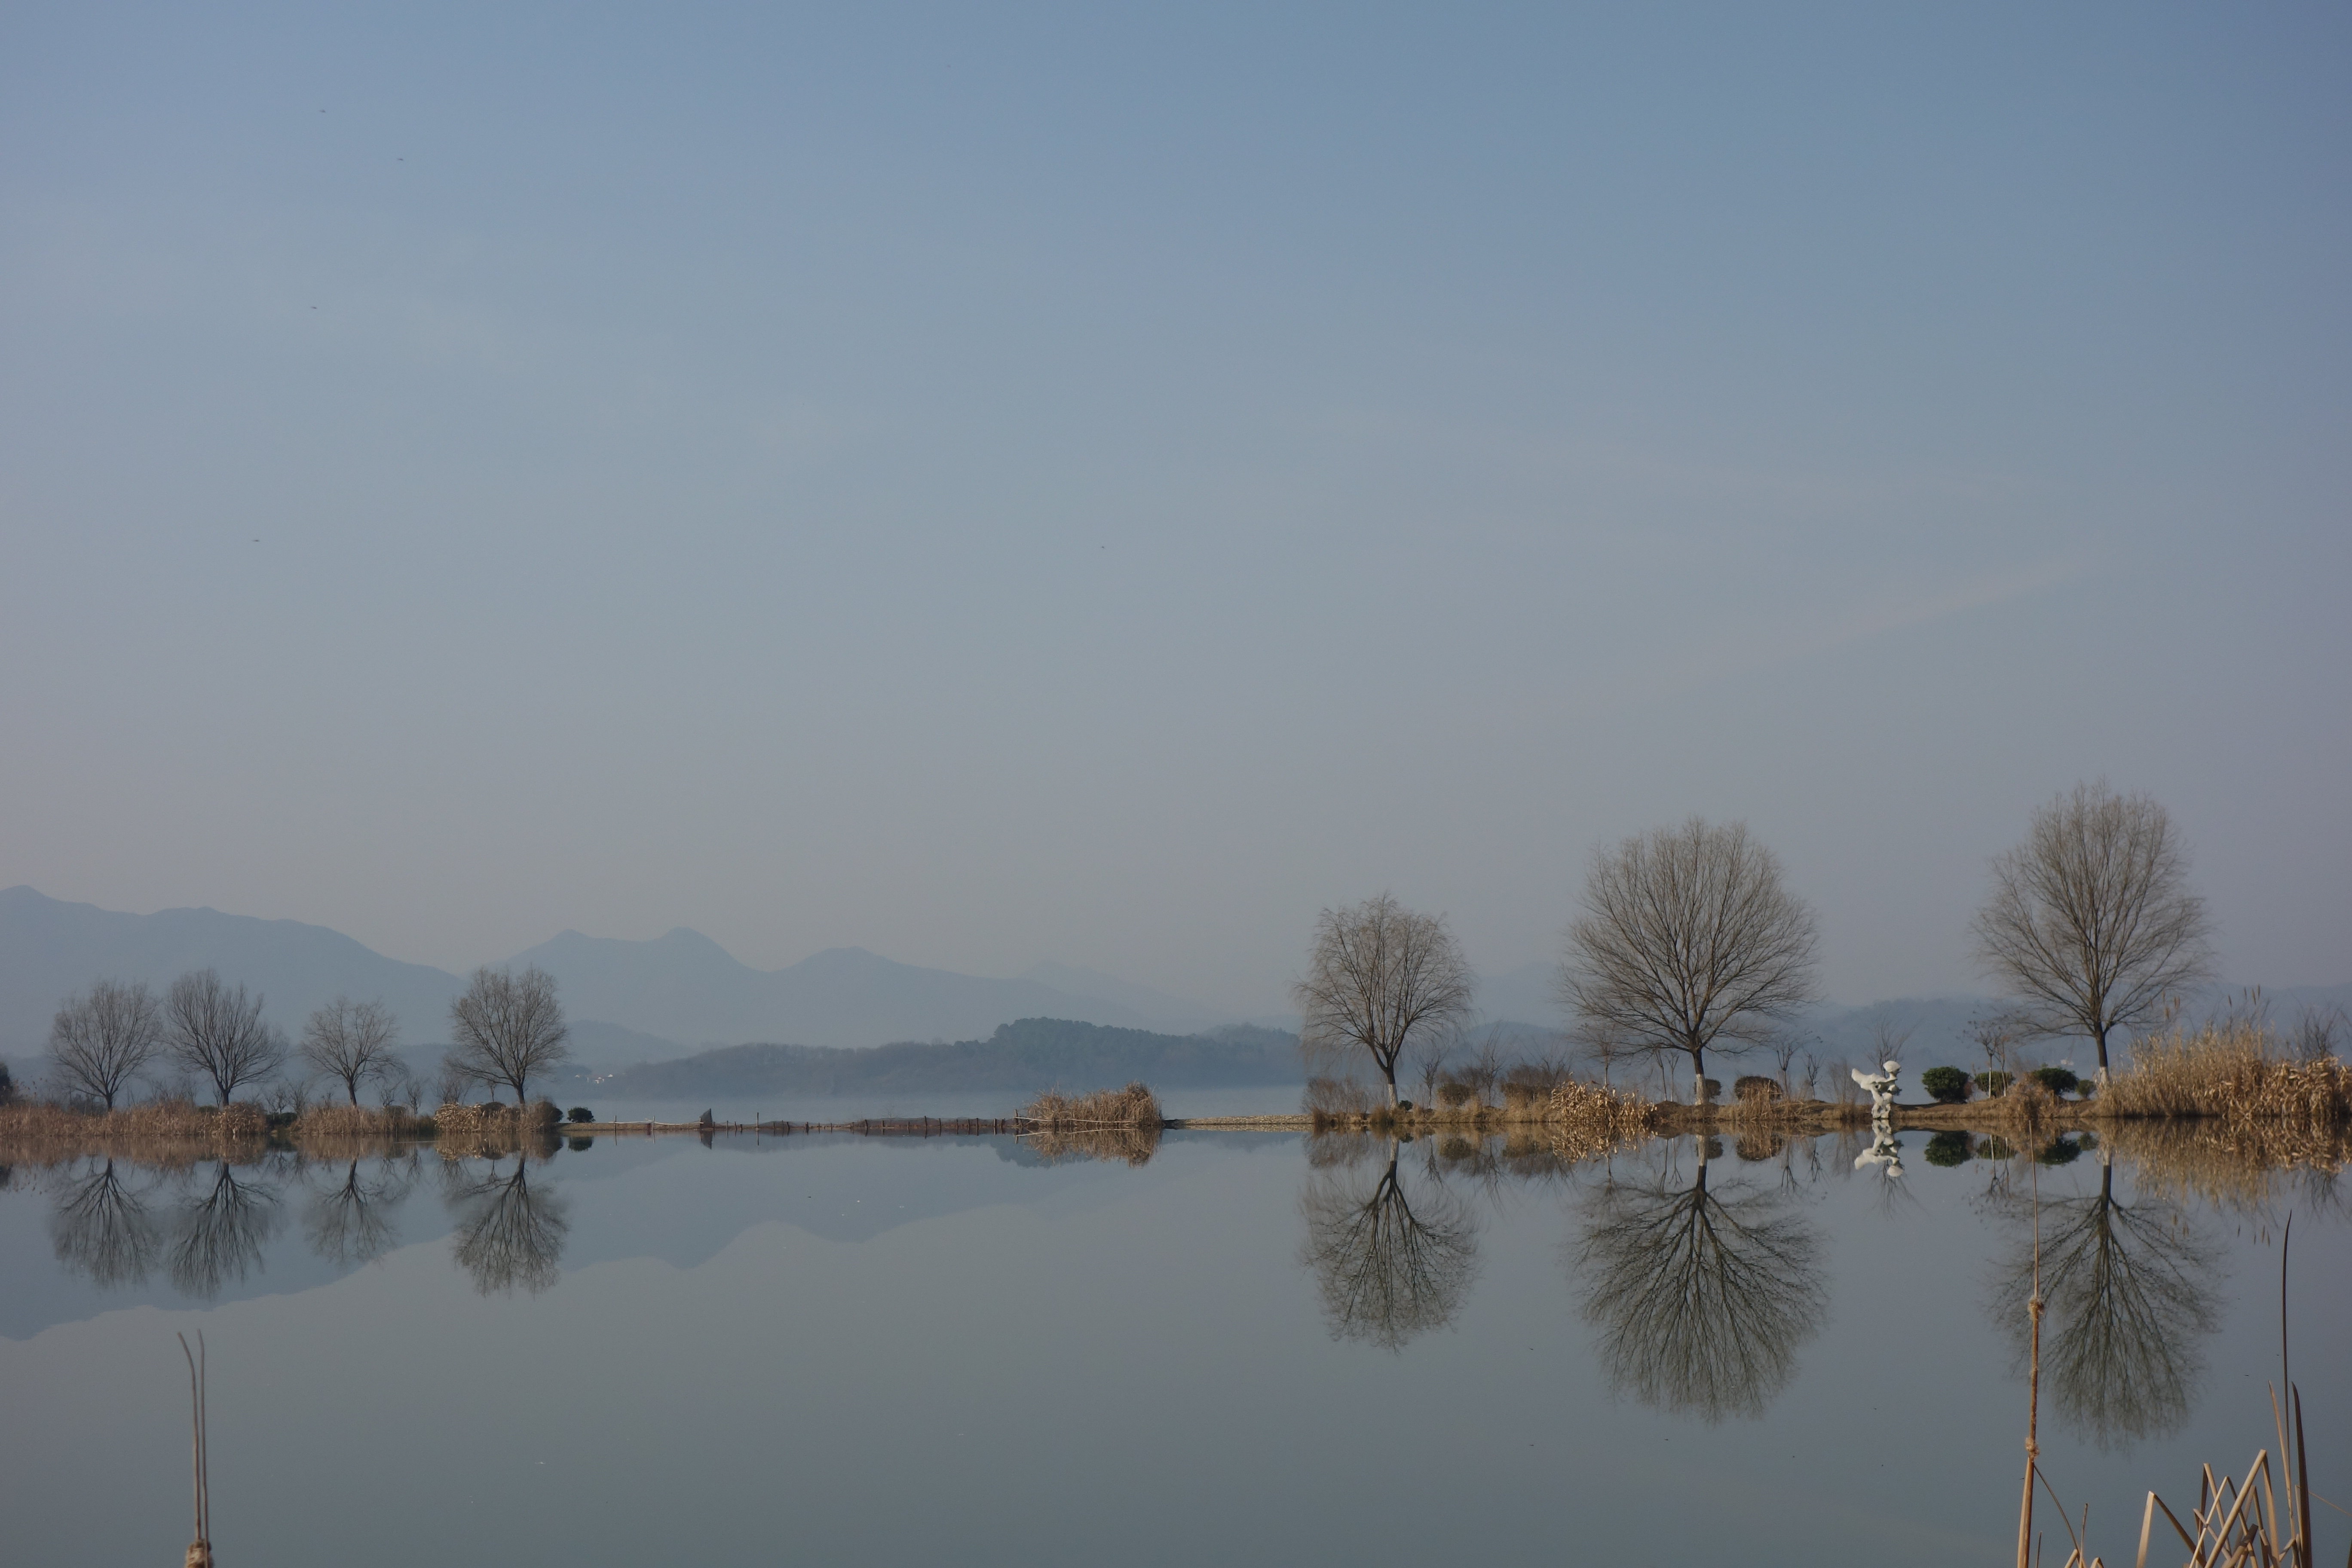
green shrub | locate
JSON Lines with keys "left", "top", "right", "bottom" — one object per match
{"left": 1924, "top": 1130, "right": 1973, "bottom": 1166}
{"left": 2035, "top": 1135, "right": 2084, "bottom": 1166}
{"left": 2029, "top": 1066, "right": 2079, "bottom": 1097}
{"left": 567, "top": 1106, "right": 593, "bottom": 1124}
{"left": 1919, "top": 1067, "right": 1972, "bottom": 1104}
{"left": 1974, "top": 1071, "right": 2014, "bottom": 1096}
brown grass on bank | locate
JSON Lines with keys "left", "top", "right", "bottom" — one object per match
{"left": 1016, "top": 1083, "right": 1164, "bottom": 1165}
{"left": 2098, "top": 1022, "right": 2350, "bottom": 1126}
{"left": 292, "top": 1103, "right": 437, "bottom": 1139}
{"left": 0, "top": 1098, "right": 272, "bottom": 1155}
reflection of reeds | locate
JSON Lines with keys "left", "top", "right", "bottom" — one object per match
{"left": 1016, "top": 1083, "right": 1164, "bottom": 1165}
{"left": 2098, "top": 1119, "right": 2346, "bottom": 1218}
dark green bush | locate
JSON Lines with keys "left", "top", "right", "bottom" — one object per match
{"left": 1977, "top": 1135, "right": 2015, "bottom": 1161}
{"left": 1974, "top": 1071, "right": 2014, "bottom": 1096}
{"left": 567, "top": 1106, "right": 593, "bottom": 1124}
{"left": 1919, "top": 1067, "right": 1972, "bottom": 1104}
{"left": 2029, "top": 1066, "right": 2079, "bottom": 1097}
{"left": 1924, "top": 1130, "right": 1973, "bottom": 1166}
{"left": 567, "top": 1136, "right": 592, "bottom": 1152}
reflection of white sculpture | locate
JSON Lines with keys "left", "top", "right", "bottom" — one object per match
{"left": 1853, "top": 1127, "right": 1905, "bottom": 1177}
{"left": 1850, "top": 1060, "right": 1901, "bottom": 1118}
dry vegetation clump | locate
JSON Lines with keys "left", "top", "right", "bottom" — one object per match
{"left": 0, "top": 1098, "right": 273, "bottom": 1158}
{"left": 1017, "top": 1083, "right": 1165, "bottom": 1165}
{"left": 2104, "top": 1119, "right": 2348, "bottom": 1216}
{"left": 292, "top": 1103, "right": 436, "bottom": 1139}
{"left": 1539, "top": 1080, "right": 1657, "bottom": 1161}
{"left": 2100, "top": 1021, "right": 2349, "bottom": 1127}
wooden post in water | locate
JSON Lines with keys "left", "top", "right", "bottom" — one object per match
{"left": 177, "top": 1331, "right": 211, "bottom": 1567}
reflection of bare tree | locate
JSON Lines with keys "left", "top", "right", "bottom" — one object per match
{"left": 450, "top": 1160, "right": 570, "bottom": 1295}
{"left": 1574, "top": 1146, "right": 1826, "bottom": 1422}
{"left": 50, "top": 1159, "right": 163, "bottom": 1286}
{"left": 168, "top": 1163, "right": 284, "bottom": 1299}
{"left": 1299, "top": 1142, "right": 1479, "bottom": 1351}
{"left": 303, "top": 1155, "right": 417, "bottom": 1267}
{"left": 1992, "top": 1161, "right": 2220, "bottom": 1449}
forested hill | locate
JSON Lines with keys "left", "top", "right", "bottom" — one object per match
{"left": 593, "top": 1018, "right": 1300, "bottom": 1097}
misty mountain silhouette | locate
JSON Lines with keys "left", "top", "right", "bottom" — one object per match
{"left": 0, "top": 887, "right": 1216, "bottom": 1063}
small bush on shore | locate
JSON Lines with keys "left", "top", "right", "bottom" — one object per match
{"left": 1919, "top": 1067, "right": 1972, "bottom": 1104}
{"left": 1975, "top": 1070, "right": 2014, "bottom": 1096}
{"left": 1733, "top": 1076, "right": 1783, "bottom": 1104}
{"left": 567, "top": 1106, "right": 593, "bottom": 1124}
{"left": 2029, "top": 1066, "right": 2080, "bottom": 1098}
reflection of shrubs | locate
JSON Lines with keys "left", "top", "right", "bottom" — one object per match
{"left": 2030, "top": 1066, "right": 2080, "bottom": 1098}
{"left": 567, "top": 1106, "right": 592, "bottom": 1124}
{"left": 1975, "top": 1071, "right": 2014, "bottom": 1096}
{"left": 1924, "top": 1130, "right": 1973, "bottom": 1166}
{"left": 1734, "top": 1131, "right": 1787, "bottom": 1163}
{"left": 1919, "top": 1067, "right": 1972, "bottom": 1104}
{"left": 567, "top": 1136, "right": 592, "bottom": 1152}
{"left": 1977, "top": 1135, "right": 2015, "bottom": 1161}
{"left": 1438, "top": 1135, "right": 1479, "bottom": 1161}
{"left": 2036, "top": 1136, "right": 2084, "bottom": 1165}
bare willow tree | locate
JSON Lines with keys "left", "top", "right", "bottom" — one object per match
{"left": 48, "top": 979, "right": 163, "bottom": 1109}
{"left": 1973, "top": 782, "right": 2214, "bottom": 1079}
{"left": 447, "top": 965, "right": 570, "bottom": 1107}
{"left": 1294, "top": 894, "right": 1473, "bottom": 1111}
{"left": 1559, "top": 818, "right": 1820, "bottom": 1104}
{"left": 165, "top": 970, "right": 285, "bottom": 1106}
{"left": 299, "top": 998, "right": 401, "bottom": 1105}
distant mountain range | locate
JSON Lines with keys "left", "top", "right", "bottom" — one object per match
{"left": 594, "top": 1018, "right": 1300, "bottom": 1099}
{"left": 0, "top": 886, "right": 1240, "bottom": 1067}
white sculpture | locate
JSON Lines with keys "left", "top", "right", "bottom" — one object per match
{"left": 1850, "top": 1060, "right": 1902, "bottom": 1118}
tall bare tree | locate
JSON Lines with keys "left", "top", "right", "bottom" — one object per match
{"left": 165, "top": 970, "right": 285, "bottom": 1106}
{"left": 48, "top": 979, "right": 163, "bottom": 1109}
{"left": 1559, "top": 818, "right": 1821, "bottom": 1103}
{"left": 299, "top": 998, "right": 401, "bottom": 1105}
{"left": 1973, "top": 782, "right": 2214, "bottom": 1079}
{"left": 1294, "top": 894, "right": 1474, "bottom": 1111}
{"left": 447, "top": 966, "right": 570, "bottom": 1107}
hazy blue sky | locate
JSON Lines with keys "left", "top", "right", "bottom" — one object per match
{"left": 4, "top": 3, "right": 2346, "bottom": 1014}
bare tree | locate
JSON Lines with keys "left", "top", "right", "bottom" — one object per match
{"left": 299, "top": 998, "right": 401, "bottom": 1106}
{"left": 48, "top": 979, "right": 163, "bottom": 1109}
{"left": 447, "top": 965, "right": 570, "bottom": 1108}
{"left": 164, "top": 970, "right": 285, "bottom": 1106}
{"left": 1294, "top": 894, "right": 1474, "bottom": 1111}
{"left": 1973, "top": 782, "right": 2214, "bottom": 1079}
{"left": 1559, "top": 818, "right": 1821, "bottom": 1104}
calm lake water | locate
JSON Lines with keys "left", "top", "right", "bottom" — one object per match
{"left": 1, "top": 1114, "right": 2344, "bottom": 1567}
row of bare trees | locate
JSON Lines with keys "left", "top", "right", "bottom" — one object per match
{"left": 42, "top": 965, "right": 576, "bottom": 1111}
{"left": 1297, "top": 781, "right": 2214, "bottom": 1102}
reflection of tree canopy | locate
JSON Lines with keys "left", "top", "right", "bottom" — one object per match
{"left": 1299, "top": 1144, "right": 1479, "bottom": 1351}
{"left": 49, "top": 1159, "right": 162, "bottom": 1287}
{"left": 450, "top": 1160, "right": 570, "bottom": 1296}
{"left": 169, "top": 1162, "right": 284, "bottom": 1299}
{"left": 1994, "top": 1161, "right": 2219, "bottom": 1449}
{"left": 303, "top": 1155, "right": 417, "bottom": 1268}
{"left": 1574, "top": 1148, "right": 1825, "bottom": 1422}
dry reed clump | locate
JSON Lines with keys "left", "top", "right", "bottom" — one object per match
{"left": 1540, "top": 1080, "right": 1657, "bottom": 1161}
{"left": 1017, "top": 1083, "right": 1164, "bottom": 1166}
{"left": 2104, "top": 1119, "right": 2349, "bottom": 1216}
{"left": 2100, "top": 1022, "right": 2350, "bottom": 1126}
{"left": 292, "top": 1103, "right": 436, "bottom": 1139}
{"left": 0, "top": 1098, "right": 272, "bottom": 1154}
